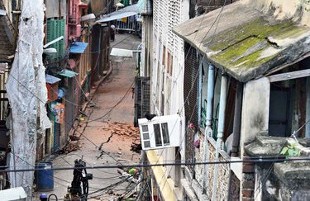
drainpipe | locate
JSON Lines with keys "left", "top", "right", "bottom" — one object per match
{"left": 206, "top": 65, "right": 215, "bottom": 132}
{"left": 231, "top": 82, "right": 243, "bottom": 156}
{"left": 217, "top": 74, "right": 227, "bottom": 148}
{"left": 212, "top": 74, "right": 227, "bottom": 200}
{"left": 197, "top": 61, "right": 203, "bottom": 126}
{"left": 202, "top": 64, "right": 214, "bottom": 194}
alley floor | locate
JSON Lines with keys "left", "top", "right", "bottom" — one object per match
{"left": 34, "top": 33, "right": 142, "bottom": 201}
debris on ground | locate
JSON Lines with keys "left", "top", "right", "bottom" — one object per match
{"left": 102, "top": 122, "right": 140, "bottom": 137}
{"left": 62, "top": 141, "right": 80, "bottom": 154}
{"left": 69, "top": 135, "right": 80, "bottom": 141}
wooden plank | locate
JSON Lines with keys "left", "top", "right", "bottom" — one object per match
{"left": 268, "top": 69, "right": 310, "bottom": 82}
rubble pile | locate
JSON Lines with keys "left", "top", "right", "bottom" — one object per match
{"left": 103, "top": 122, "right": 140, "bottom": 138}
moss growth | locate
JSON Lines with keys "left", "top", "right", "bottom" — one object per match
{"left": 203, "top": 17, "right": 308, "bottom": 70}
{"left": 211, "top": 37, "right": 273, "bottom": 69}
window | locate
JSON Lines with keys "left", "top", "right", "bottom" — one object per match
{"left": 141, "top": 125, "right": 151, "bottom": 148}
{"left": 162, "top": 45, "right": 166, "bottom": 66}
{"left": 153, "top": 123, "right": 170, "bottom": 147}
{"left": 167, "top": 52, "right": 173, "bottom": 76}
{"left": 138, "top": 114, "right": 180, "bottom": 150}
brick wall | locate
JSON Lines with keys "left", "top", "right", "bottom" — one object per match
{"left": 242, "top": 156, "right": 255, "bottom": 200}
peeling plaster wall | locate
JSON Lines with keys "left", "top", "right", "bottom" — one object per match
{"left": 240, "top": 77, "right": 270, "bottom": 149}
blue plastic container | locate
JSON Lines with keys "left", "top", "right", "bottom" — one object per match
{"left": 35, "top": 162, "right": 54, "bottom": 191}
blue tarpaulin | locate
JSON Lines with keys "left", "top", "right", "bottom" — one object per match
{"left": 69, "top": 42, "right": 88, "bottom": 54}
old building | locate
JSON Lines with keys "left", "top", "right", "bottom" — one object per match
{"left": 139, "top": 0, "right": 310, "bottom": 200}
{"left": 173, "top": 0, "right": 310, "bottom": 200}
{"left": 138, "top": 0, "right": 190, "bottom": 199}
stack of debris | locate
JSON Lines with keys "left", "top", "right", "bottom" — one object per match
{"left": 104, "top": 122, "right": 140, "bottom": 137}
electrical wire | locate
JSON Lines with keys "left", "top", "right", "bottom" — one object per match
{"left": 7, "top": 66, "right": 132, "bottom": 169}
{"left": 6, "top": 1, "right": 230, "bottom": 198}
{"left": 1, "top": 156, "right": 310, "bottom": 173}
{"left": 87, "top": 177, "right": 127, "bottom": 197}
{"left": 5, "top": 73, "right": 124, "bottom": 187}
{"left": 154, "top": 0, "right": 235, "bottom": 194}
{"left": 58, "top": 153, "right": 120, "bottom": 176}
{"left": 4, "top": 1, "right": 135, "bottom": 198}
{"left": 149, "top": 0, "right": 228, "bottom": 169}
{"left": 86, "top": 79, "right": 134, "bottom": 123}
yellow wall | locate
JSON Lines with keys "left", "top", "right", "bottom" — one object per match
{"left": 147, "top": 150, "right": 177, "bottom": 201}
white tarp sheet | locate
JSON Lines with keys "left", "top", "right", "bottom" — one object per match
{"left": 110, "top": 48, "right": 133, "bottom": 57}
{"left": 5, "top": 0, "right": 51, "bottom": 199}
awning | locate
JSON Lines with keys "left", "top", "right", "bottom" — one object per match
{"left": 173, "top": 1, "right": 310, "bottom": 82}
{"left": 45, "top": 74, "right": 61, "bottom": 84}
{"left": 97, "top": 12, "right": 137, "bottom": 23}
{"left": 96, "top": 3, "right": 141, "bottom": 23}
{"left": 57, "top": 69, "right": 78, "bottom": 78}
{"left": 69, "top": 42, "right": 88, "bottom": 54}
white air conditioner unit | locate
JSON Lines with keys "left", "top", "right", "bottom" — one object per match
{"left": 138, "top": 114, "right": 181, "bottom": 150}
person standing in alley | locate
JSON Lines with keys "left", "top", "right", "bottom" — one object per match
{"left": 110, "top": 24, "right": 116, "bottom": 41}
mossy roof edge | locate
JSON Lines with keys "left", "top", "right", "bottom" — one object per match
{"left": 173, "top": 1, "right": 310, "bottom": 82}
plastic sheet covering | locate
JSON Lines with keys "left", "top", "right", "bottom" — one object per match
{"left": 5, "top": 0, "right": 51, "bottom": 199}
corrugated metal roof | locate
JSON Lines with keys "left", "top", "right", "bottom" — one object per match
{"left": 173, "top": 1, "right": 310, "bottom": 82}
{"left": 69, "top": 42, "right": 88, "bottom": 54}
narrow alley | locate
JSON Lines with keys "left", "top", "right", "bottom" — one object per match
{"left": 35, "top": 33, "right": 142, "bottom": 200}
{"left": 2, "top": 0, "right": 310, "bottom": 201}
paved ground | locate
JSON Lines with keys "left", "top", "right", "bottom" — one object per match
{"left": 34, "top": 33, "right": 142, "bottom": 201}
